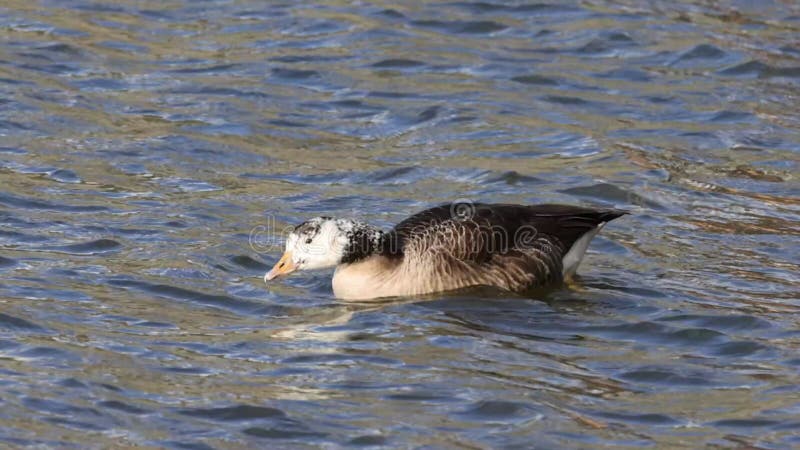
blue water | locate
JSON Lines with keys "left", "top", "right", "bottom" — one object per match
{"left": 1, "top": 0, "right": 799, "bottom": 448}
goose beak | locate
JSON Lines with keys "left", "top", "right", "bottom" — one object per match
{"left": 265, "top": 251, "right": 297, "bottom": 282}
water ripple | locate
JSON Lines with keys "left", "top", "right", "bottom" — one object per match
{"left": 0, "top": 0, "right": 798, "bottom": 447}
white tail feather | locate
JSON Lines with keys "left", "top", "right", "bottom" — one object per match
{"left": 561, "top": 223, "right": 605, "bottom": 280}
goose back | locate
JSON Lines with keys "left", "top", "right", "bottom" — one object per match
{"left": 373, "top": 203, "right": 626, "bottom": 294}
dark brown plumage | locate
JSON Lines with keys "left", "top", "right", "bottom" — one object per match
{"left": 365, "top": 203, "right": 626, "bottom": 294}
{"left": 383, "top": 203, "right": 625, "bottom": 258}
{"left": 268, "top": 202, "right": 627, "bottom": 300}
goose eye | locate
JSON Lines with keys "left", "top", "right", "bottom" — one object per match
{"left": 305, "top": 238, "right": 313, "bottom": 244}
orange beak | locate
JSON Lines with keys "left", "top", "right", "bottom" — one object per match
{"left": 264, "top": 251, "right": 297, "bottom": 282}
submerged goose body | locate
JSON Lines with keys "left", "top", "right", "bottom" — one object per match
{"left": 265, "top": 203, "right": 626, "bottom": 301}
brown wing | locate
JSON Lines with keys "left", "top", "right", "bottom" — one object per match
{"left": 381, "top": 203, "right": 626, "bottom": 291}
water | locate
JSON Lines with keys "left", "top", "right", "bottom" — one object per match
{"left": 1, "top": 0, "right": 799, "bottom": 447}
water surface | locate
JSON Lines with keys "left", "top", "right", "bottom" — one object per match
{"left": 1, "top": 0, "right": 799, "bottom": 448}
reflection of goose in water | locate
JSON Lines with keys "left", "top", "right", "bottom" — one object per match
{"left": 265, "top": 203, "right": 626, "bottom": 301}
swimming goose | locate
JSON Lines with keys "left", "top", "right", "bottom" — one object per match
{"left": 265, "top": 203, "right": 626, "bottom": 301}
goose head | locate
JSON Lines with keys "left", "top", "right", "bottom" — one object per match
{"left": 264, "top": 217, "right": 382, "bottom": 282}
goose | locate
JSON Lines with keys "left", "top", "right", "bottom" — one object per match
{"left": 264, "top": 203, "right": 626, "bottom": 301}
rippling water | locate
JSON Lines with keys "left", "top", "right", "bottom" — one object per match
{"left": 1, "top": 0, "right": 799, "bottom": 447}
